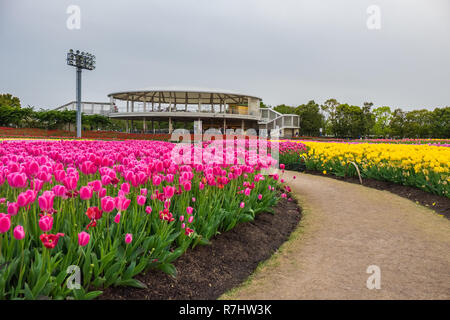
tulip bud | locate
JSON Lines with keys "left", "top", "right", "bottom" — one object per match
{"left": 13, "top": 225, "right": 25, "bottom": 240}
{"left": 125, "top": 233, "right": 132, "bottom": 244}
{"left": 78, "top": 231, "right": 90, "bottom": 247}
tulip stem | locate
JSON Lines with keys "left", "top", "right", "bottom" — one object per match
{"left": 17, "top": 240, "right": 25, "bottom": 293}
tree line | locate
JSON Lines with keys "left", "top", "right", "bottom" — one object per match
{"left": 0, "top": 94, "right": 115, "bottom": 131}
{"left": 0, "top": 94, "right": 194, "bottom": 133}
{"left": 2, "top": 94, "right": 449, "bottom": 138}
{"left": 263, "top": 99, "right": 449, "bottom": 138}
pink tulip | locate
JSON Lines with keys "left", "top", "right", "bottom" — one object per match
{"left": 26, "top": 160, "right": 39, "bottom": 176}
{"left": 80, "top": 161, "right": 97, "bottom": 175}
{"left": 52, "top": 185, "right": 67, "bottom": 198}
{"left": 163, "top": 185, "right": 175, "bottom": 199}
{"left": 7, "top": 172, "right": 27, "bottom": 188}
{"left": 188, "top": 216, "right": 194, "bottom": 223}
{"left": 152, "top": 175, "right": 162, "bottom": 186}
{"left": 114, "top": 213, "right": 121, "bottom": 224}
{"left": 98, "top": 187, "right": 107, "bottom": 198}
{"left": 199, "top": 182, "right": 204, "bottom": 190}
{"left": 181, "top": 223, "right": 185, "bottom": 229}
{"left": 13, "top": 225, "right": 25, "bottom": 240}
{"left": 0, "top": 213, "right": 11, "bottom": 234}
{"left": 63, "top": 175, "right": 78, "bottom": 191}
{"left": 280, "top": 164, "right": 285, "bottom": 169}
{"left": 145, "top": 206, "right": 152, "bottom": 214}
{"left": 140, "top": 188, "right": 147, "bottom": 196}
{"left": 125, "top": 233, "right": 132, "bottom": 244}
{"left": 101, "top": 196, "right": 115, "bottom": 212}
{"left": 244, "top": 187, "right": 251, "bottom": 196}
{"left": 17, "top": 192, "right": 30, "bottom": 207}
{"left": 38, "top": 191, "right": 55, "bottom": 212}
{"left": 115, "top": 196, "right": 131, "bottom": 212}
{"left": 54, "top": 170, "right": 66, "bottom": 182}
{"left": 192, "top": 197, "right": 196, "bottom": 202}
{"left": 90, "top": 180, "right": 103, "bottom": 192}
{"left": 78, "top": 231, "right": 90, "bottom": 247}
{"left": 240, "top": 202, "right": 245, "bottom": 208}
{"left": 101, "top": 175, "right": 111, "bottom": 186}
{"left": 258, "top": 194, "right": 263, "bottom": 200}
{"left": 182, "top": 181, "right": 191, "bottom": 192}
{"left": 186, "top": 206, "right": 193, "bottom": 215}
{"left": 293, "top": 176, "right": 296, "bottom": 179}
{"left": 179, "top": 215, "right": 185, "bottom": 222}
{"left": 79, "top": 186, "right": 93, "bottom": 200}
{"left": 39, "top": 215, "right": 53, "bottom": 232}
{"left": 7, "top": 202, "right": 19, "bottom": 216}
{"left": 136, "top": 195, "right": 146, "bottom": 206}
{"left": 120, "top": 182, "right": 130, "bottom": 194}
{"left": 30, "top": 178, "right": 43, "bottom": 192}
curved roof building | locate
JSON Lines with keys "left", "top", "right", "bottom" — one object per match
{"left": 106, "top": 87, "right": 300, "bottom": 136}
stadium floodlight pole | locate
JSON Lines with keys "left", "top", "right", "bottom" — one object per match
{"left": 66, "top": 49, "right": 96, "bottom": 138}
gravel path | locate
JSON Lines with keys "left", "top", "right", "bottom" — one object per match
{"left": 222, "top": 172, "right": 450, "bottom": 300}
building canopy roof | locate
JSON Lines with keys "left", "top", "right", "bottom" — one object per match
{"left": 108, "top": 87, "right": 261, "bottom": 105}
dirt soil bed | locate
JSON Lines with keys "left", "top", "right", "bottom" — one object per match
{"left": 303, "top": 170, "right": 450, "bottom": 219}
{"left": 100, "top": 197, "right": 301, "bottom": 300}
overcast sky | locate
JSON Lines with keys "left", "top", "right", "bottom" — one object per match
{"left": 1, "top": 0, "right": 449, "bottom": 110}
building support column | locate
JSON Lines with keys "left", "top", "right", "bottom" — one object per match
{"left": 143, "top": 117, "right": 146, "bottom": 133}
{"left": 152, "top": 120, "right": 154, "bottom": 134}
{"left": 223, "top": 118, "right": 226, "bottom": 134}
{"left": 169, "top": 117, "right": 173, "bottom": 134}
{"left": 109, "top": 96, "right": 114, "bottom": 113}
{"left": 241, "top": 120, "right": 245, "bottom": 133}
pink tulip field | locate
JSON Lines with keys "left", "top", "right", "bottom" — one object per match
{"left": 0, "top": 139, "right": 300, "bottom": 299}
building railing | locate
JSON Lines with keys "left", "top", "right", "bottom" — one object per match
{"left": 259, "top": 107, "right": 300, "bottom": 129}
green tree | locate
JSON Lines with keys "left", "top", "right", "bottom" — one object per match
{"left": 389, "top": 108, "right": 406, "bottom": 138}
{"left": 294, "top": 100, "right": 324, "bottom": 136}
{"left": 274, "top": 104, "right": 296, "bottom": 114}
{"left": 0, "top": 94, "right": 21, "bottom": 108}
{"left": 403, "top": 109, "right": 432, "bottom": 138}
{"left": 429, "top": 107, "right": 450, "bottom": 138}
{"left": 372, "top": 106, "right": 392, "bottom": 137}
{"left": 362, "top": 102, "right": 375, "bottom": 137}
{"left": 333, "top": 104, "right": 365, "bottom": 138}
{"left": 320, "top": 98, "right": 340, "bottom": 136}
